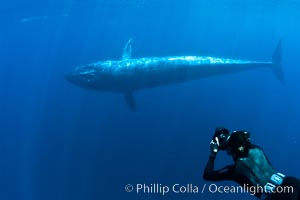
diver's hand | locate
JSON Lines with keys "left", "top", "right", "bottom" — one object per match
{"left": 210, "top": 137, "right": 220, "bottom": 153}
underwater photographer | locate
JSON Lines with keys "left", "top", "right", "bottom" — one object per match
{"left": 203, "top": 127, "right": 300, "bottom": 200}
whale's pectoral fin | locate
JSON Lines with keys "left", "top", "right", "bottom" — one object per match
{"left": 122, "top": 38, "right": 133, "bottom": 60}
{"left": 123, "top": 91, "right": 136, "bottom": 111}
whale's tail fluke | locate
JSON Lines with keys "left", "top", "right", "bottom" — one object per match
{"left": 271, "top": 39, "right": 285, "bottom": 85}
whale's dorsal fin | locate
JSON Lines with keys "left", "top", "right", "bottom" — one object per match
{"left": 122, "top": 38, "right": 133, "bottom": 60}
{"left": 123, "top": 91, "right": 136, "bottom": 111}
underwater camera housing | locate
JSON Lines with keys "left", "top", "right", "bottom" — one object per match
{"left": 213, "top": 127, "right": 231, "bottom": 150}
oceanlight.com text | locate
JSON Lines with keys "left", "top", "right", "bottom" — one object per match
{"left": 124, "top": 183, "right": 294, "bottom": 196}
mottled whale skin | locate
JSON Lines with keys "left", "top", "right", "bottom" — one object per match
{"left": 65, "top": 39, "right": 283, "bottom": 110}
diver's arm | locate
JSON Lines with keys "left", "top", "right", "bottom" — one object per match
{"left": 203, "top": 153, "right": 234, "bottom": 181}
{"left": 203, "top": 135, "right": 234, "bottom": 181}
{"left": 203, "top": 152, "right": 217, "bottom": 180}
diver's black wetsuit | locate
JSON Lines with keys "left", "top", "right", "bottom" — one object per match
{"left": 203, "top": 144, "right": 300, "bottom": 200}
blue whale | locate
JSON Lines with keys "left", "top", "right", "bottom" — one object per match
{"left": 65, "top": 39, "right": 283, "bottom": 111}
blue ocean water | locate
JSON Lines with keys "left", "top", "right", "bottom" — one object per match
{"left": 1, "top": 0, "right": 300, "bottom": 199}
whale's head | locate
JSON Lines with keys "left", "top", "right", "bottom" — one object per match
{"left": 65, "top": 64, "right": 99, "bottom": 89}
{"left": 65, "top": 61, "right": 124, "bottom": 91}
